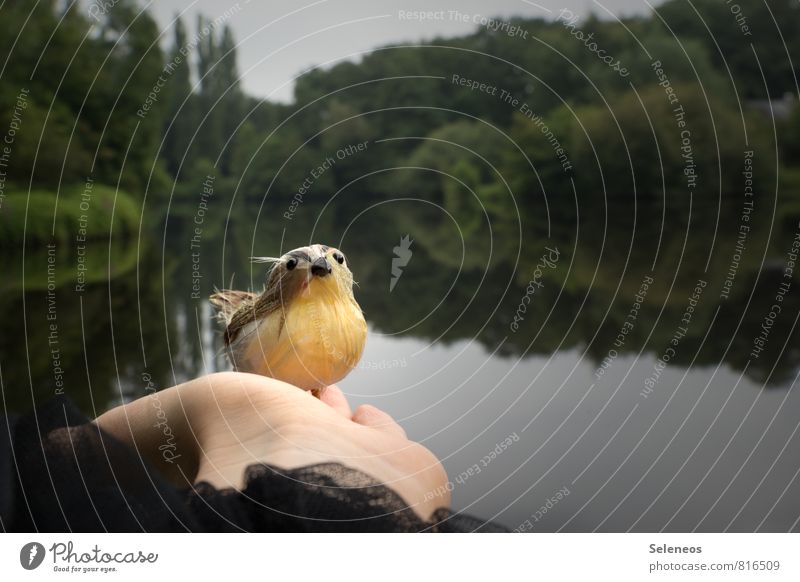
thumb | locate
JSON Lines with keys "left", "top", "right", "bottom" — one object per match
{"left": 351, "top": 404, "right": 407, "bottom": 439}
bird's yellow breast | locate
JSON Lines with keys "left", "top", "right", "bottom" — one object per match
{"left": 239, "top": 278, "right": 367, "bottom": 391}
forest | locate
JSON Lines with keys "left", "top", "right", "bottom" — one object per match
{"left": 0, "top": 0, "right": 797, "bottom": 229}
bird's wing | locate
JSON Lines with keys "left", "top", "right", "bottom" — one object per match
{"left": 222, "top": 290, "right": 281, "bottom": 347}
{"left": 218, "top": 270, "right": 306, "bottom": 347}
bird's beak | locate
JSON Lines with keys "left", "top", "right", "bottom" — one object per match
{"left": 310, "top": 256, "right": 332, "bottom": 278}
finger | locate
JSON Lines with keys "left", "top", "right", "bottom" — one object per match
{"left": 319, "top": 384, "right": 352, "bottom": 418}
{"left": 352, "top": 404, "right": 407, "bottom": 439}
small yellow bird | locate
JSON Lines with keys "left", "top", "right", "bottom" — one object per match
{"left": 210, "top": 244, "right": 367, "bottom": 396}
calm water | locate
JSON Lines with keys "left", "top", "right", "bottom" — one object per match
{"left": 2, "top": 192, "right": 799, "bottom": 532}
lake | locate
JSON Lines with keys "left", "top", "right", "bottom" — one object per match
{"left": 2, "top": 190, "right": 799, "bottom": 532}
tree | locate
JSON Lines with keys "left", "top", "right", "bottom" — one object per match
{"left": 162, "top": 16, "right": 196, "bottom": 178}
{"left": 656, "top": 0, "right": 800, "bottom": 98}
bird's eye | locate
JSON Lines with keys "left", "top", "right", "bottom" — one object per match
{"left": 333, "top": 252, "right": 345, "bottom": 265}
{"left": 286, "top": 258, "right": 297, "bottom": 270}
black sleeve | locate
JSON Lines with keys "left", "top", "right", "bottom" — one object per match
{"left": 1, "top": 397, "right": 506, "bottom": 532}
{"left": 1, "top": 396, "right": 197, "bottom": 532}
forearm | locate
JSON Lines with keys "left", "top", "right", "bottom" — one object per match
{"left": 93, "top": 382, "right": 201, "bottom": 486}
{"left": 92, "top": 372, "right": 299, "bottom": 487}
{"left": 93, "top": 372, "right": 450, "bottom": 522}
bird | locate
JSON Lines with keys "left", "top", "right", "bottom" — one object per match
{"left": 210, "top": 244, "right": 367, "bottom": 397}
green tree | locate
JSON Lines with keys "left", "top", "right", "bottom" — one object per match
{"left": 656, "top": 0, "right": 800, "bottom": 98}
{"left": 162, "top": 16, "right": 197, "bottom": 178}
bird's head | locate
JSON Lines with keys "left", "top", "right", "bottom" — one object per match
{"left": 254, "top": 243, "right": 355, "bottom": 301}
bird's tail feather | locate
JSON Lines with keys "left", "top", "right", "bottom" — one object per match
{"left": 209, "top": 288, "right": 257, "bottom": 325}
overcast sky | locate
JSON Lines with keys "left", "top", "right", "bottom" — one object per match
{"left": 145, "top": 0, "right": 651, "bottom": 103}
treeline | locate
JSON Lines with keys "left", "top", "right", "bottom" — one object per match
{"left": 286, "top": 0, "right": 800, "bottom": 208}
{"left": 0, "top": 0, "right": 250, "bottom": 200}
{"left": 0, "top": 0, "right": 798, "bottom": 215}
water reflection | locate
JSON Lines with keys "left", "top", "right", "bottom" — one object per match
{"left": 1, "top": 194, "right": 798, "bottom": 531}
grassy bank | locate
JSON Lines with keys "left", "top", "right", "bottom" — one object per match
{"left": 0, "top": 183, "right": 140, "bottom": 246}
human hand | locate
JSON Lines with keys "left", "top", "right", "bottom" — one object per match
{"left": 95, "top": 372, "right": 449, "bottom": 520}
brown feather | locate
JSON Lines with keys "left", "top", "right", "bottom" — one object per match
{"left": 213, "top": 263, "right": 307, "bottom": 347}
{"left": 209, "top": 289, "right": 257, "bottom": 325}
